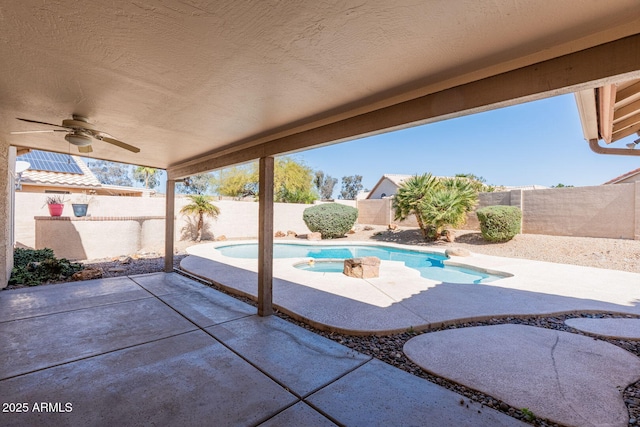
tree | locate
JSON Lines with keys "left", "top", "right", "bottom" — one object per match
{"left": 86, "top": 160, "right": 132, "bottom": 186}
{"left": 455, "top": 173, "right": 497, "bottom": 192}
{"left": 314, "top": 171, "right": 337, "bottom": 200}
{"left": 133, "top": 167, "right": 160, "bottom": 189}
{"left": 422, "top": 177, "right": 478, "bottom": 239}
{"left": 179, "top": 195, "right": 220, "bottom": 242}
{"left": 274, "top": 157, "right": 317, "bottom": 203}
{"left": 339, "top": 175, "right": 363, "bottom": 200}
{"left": 552, "top": 183, "right": 574, "bottom": 188}
{"left": 214, "top": 157, "right": 317, "bottom": 203}
{"left": 392, "top": 174, "right": 440, "bottom": 239}
{"left": 393, "top": 174, "right": 478, "bottom": 240}
{"left": 176, "top": 173, "right": 213, "bottom": 195}
{"left": 214, "top": 165, "right": 258, "bottom": 199}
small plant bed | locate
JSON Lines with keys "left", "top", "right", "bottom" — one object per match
{"left": 8, "top": 248, "right": 83, "bottom": 288}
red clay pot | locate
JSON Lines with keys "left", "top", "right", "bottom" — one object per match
{"left": 48, "top": 203, "right": 64, "bottom": 217}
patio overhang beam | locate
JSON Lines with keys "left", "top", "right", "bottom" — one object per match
{"left": 167, "top": 33, "right": 640, "bottom": 180}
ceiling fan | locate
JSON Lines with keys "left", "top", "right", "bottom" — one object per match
{"left": 11, "top": 115, "right": 140, "bottom": 154}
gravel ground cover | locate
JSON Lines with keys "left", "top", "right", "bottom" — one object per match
{"left": 5, "top": 229, "right": 640, "bottom": 425}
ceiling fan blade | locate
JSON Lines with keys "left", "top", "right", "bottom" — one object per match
{"left": 102, "top": 136, "right": 140, "bottom": 153}
{"left": 16, "top": 118, "right": 70, "bottom": 129}
{"left": 10, "top": 130, "right": 69, "bottom": 134}
{"left": 78, "top": 145, "right": 93, "bottom": 153}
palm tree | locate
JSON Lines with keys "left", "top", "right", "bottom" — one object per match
{"left": 420, "top": 185, "right": 476, "bottom": 239}
{"left": 393, "top": 174, "right": 478, "bottom": 240}
{"left": 392, "top": 174, "right": 439, "bottom": 238}
{"left": 180, "top": 195, "right": 220, "bottom": 242}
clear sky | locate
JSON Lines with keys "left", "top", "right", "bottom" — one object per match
{"left": 298, "top": 93, "right": 639, "bottom": 194}
{"left": 152, "top": 93, "right": 639, "bottom": 196}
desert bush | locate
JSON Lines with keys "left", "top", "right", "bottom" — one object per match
{"left": 303, "top": 203, "right": 358, "bottom": 239}
{"left": 476, "top": 206, "right": 521, "bottom": 242}
{"left": 10, "top": 248, "right": 83, "bottom": 286}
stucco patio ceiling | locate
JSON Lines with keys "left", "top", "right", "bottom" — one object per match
{"left": 1, "top": 1, "right": 640, "bottom": 174}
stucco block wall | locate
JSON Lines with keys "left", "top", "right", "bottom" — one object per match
{"left": 357, "top": 199, "right": 392, "bottom": 224}
{"left": 522, "top": 184, "right": 636, "bottom": 238}
{"left": 357, "top": 198, "right": 418, "bottom": 227}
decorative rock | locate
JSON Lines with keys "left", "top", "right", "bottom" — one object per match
{"left": 307, "top": 232, "right": 322, "bottom": 241}
{"left": 388, "top": 223, "right": 398, "bottom": 231}
{"left": 443, "top": 230, "right": 455, "bottom": 242}
{"left": 347, "top": 229, "right": 356, "bottom": 234}
{"left": 363, "top": 225, "right": 375, "bottom": 231}
{"left": 275, "top": 231, "right": 286, "bottom": 237}
{"left": 445, "top": 248, "right": 471, "bottom": 257}
{"left": 343, "top": 256, "right": 380, "bottom": 279}
{"left": 72, "top": 267, "right": 103, "bottom": 281}
{"left": 118, "top": 256, "right": 132, "bottom": 264}
{"left": 215, "top": 235, "right": 227, "bottom": 241}
{"left": 286, "top": 230, "right": 297, "bottom": 237}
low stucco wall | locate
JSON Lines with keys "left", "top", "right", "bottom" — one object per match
{"left": 17, "top": 194, "right": 318, "bottom": 260}
{"left": 16, "top": 193, "right": 314, "bottom": 251}
{"left": 35, "top": 216, "right": 168, "bottom": 260}
{"left": 357, "top": 183, "right": 640, "bottom": 240}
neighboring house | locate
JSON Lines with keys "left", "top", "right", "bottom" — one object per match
{"left": 366, "top": 174, "right": 412, "bottom": 199}
{"left": 366, "top": 174, "right": 548, "bottom": 199}
{"left": 16, "top": 150, "right": 151, "bottom": 197}
{"left": 603, "top": 168, "right": 640, "bottom": 185}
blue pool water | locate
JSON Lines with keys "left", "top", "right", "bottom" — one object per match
{"left": 216, "top": 243, "right": 501, "bottom": 284}
{"left": 295, "top": 261, "right": 345, "bottom": 273}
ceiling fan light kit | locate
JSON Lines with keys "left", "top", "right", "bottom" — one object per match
{"left": 64, "top": 132, "right": 93, "bottom": 147}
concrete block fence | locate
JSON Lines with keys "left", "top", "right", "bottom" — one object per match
{"left": 357, "top": 182, "right": 640, "bottom": 240}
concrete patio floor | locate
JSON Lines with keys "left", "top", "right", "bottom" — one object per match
{"left": 0, "top": 273, "right": 524, "bottom": 427}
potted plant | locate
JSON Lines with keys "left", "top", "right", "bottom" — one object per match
{"left": 71, "top": 193, "right": 95, "bottom": 217}
{"left": 44, "top": 195, "right": 66, "bottom": 217}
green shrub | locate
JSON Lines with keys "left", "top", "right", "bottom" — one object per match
{"left": 303, "top": 203, "right": 358, "bottom": 239}
{"left": 9, "top": 248, "right": 83, "bottom": 286}
{"left": 476, "top": 206, "right": 521, "bottom": 242}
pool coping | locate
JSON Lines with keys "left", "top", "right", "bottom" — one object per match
{"left": 182, "top": 240, "right": 640, "bottom": 335}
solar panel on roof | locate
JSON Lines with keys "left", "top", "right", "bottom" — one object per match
{"left": 17, "top": 150, "right": 83, "bottom": 174}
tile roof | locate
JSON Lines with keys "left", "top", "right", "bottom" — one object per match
{"left": 20, "top": 155, "right": 102, "bottom": 188}
{"left": 602, "top": 167, "right": 640, "bottom": 185}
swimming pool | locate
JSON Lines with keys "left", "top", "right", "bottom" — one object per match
{"left": 215, "top": 243, "right": 502, "bottom": 284}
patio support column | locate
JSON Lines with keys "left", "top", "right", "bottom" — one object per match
{"left": 0, "top": 142, "right": 13, "bottom": 288}
{"left": 258, "top": 156, "right": 274, "bottom": 316}
{"left": 164, "top": 179, "right": 176, "bottom": 272}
